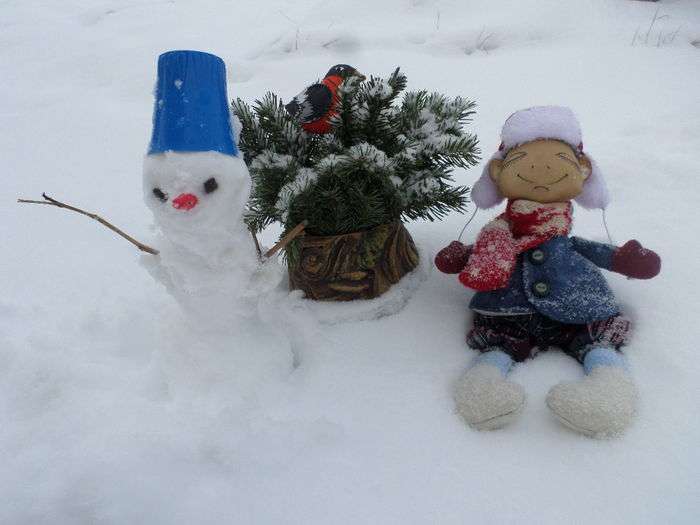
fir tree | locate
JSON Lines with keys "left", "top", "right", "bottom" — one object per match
{"left": 232, "top": 68, "right": 479, "bottom": 240}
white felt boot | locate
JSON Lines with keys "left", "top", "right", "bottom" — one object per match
{"left": 454, "top": 362, "right": 526, "bottom": 431}
{"left": 546, "top": 366, "right": 637, "bottom": 438}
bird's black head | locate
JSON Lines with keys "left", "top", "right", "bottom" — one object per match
{"left": 325, "top": 64, "right": 365, "bottom": 81}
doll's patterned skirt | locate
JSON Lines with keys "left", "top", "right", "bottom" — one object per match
{"left": 467, "top": 312, "right": 631, "bottom": 363}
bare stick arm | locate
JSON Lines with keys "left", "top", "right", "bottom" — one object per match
{"left": 250, "top": 228, "right": 263, "bottom": 260}
{"left": 18, "top": 193, "right": 159, "bottom": 255}
{"left": 264, "top": 220, "right": 307, "bottom": 259}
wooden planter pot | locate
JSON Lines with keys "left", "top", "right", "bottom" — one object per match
{"left": 288, "top": 222, "right": 420, "bottom": 301}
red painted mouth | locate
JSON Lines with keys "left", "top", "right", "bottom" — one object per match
{"left": 172, "top": 193, "right": 198, "bottom": 211}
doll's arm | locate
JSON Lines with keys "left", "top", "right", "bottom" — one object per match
{"left": 571, "top": 237, "right": 615, "bottom": 269}
{"left": 435, "top": 241, "right": 473, "bottom": 274}
{"left": 571, "top": 237, "right": 661, "bottom": 279}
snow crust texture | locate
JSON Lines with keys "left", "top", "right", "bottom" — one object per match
{"left": 2, "top": 0, "right": 700, "bottom": 523}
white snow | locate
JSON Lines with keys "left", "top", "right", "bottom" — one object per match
{"left": 3, "top": 0, "right": 700, "bottom": 523}
{"left": 404, "top": 169, "right": 441, "bottom": 198}
{"left": 365, "top": 78, "right": 393, "bottom": 99}
{"left": 275, "top": 166, "right": 318, "bottom": 221}
{"left": 250, "top": 151, "right": 295, "bottom": 172}
{"left": 344, "top": 142, "right": 390, "bottom": 168}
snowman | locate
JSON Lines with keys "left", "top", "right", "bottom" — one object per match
{"left": 141, "top": 50, "right": 282, "bottom": 331}
{"left": 19, "top": 50, "right": 308, "bottom": 377}
{"left": 134, "top": 50, "right": 304, "bottom": 402}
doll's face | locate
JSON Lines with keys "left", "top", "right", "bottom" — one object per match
{"left": 489, "top": 139, "right": 591, "bottom": 203}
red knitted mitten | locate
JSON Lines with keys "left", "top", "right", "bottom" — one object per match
{"left": 435, "top": 241, "right": 472, "bottom": 274}
{"left": 611, "top": 240, "right": 661, "bottom": 279}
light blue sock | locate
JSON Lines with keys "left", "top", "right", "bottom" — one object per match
{"left": 583, "top": 347, "right": 629, "bottom": 375}
{"left": 472, "top": 349, "right": 513, "bottom": 377}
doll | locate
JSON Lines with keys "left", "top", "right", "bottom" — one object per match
{"left": 435, "top": 106, "right": 661, "bottom": 437}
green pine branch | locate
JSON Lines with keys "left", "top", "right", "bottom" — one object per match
{"left": 233, "top": 67, "right": 479, "bottom": 239}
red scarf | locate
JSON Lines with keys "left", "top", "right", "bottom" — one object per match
{"left": 459, "top": 200, "right": 572, "bottom": 292}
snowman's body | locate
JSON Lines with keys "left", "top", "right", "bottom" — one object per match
{"left": 141, "top": 150, "right": 292, "bottom": 401}
{"left": 142, "top": 151, "right": 274, "bottom": 329}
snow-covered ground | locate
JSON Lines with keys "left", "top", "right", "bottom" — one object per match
{"left": 2, "top": 0, "right": 700, "bottom": 522}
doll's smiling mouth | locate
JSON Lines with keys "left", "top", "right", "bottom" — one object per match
{"left": 517, "top": 173, "right": 569, "bottom": 188}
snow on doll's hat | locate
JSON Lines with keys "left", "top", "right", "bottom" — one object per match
{"left": 148, "top": 50, "right": 238, "bottom": 156}
{"left": 471, "top": 106, "right": 609, "bottom": 210}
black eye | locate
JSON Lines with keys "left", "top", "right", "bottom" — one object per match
{"left": 204, "top": 177, "right": 218, "bottom": 194}
{"left": 152, "top": 188, "right": 167, "bottom": 202}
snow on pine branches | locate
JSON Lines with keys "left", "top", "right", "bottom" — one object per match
{"left": 232, "top": 68, "right": 479, "bottom": 237}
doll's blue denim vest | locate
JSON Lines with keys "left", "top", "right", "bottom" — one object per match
{"left": 469, "top": 236, "right": 619, "bottom": 324}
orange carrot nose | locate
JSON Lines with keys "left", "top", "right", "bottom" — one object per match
{"left": 172, "top": 193, "right": 198, "bottom": 211}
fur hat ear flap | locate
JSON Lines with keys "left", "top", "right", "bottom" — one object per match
{"left": 574, "top": 155, "right": 610, "bottom": 210}
{"left": 471, "top": 152, "right": 505, "bottom": 209}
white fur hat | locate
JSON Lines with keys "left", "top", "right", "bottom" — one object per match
{"left": 471, "top": 106, "right": 610, "bottom": 209}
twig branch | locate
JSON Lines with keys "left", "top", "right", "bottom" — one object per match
{"left": 250, "top": 228, "right": 263, "bottom": 260}
{"left": 264, "top": 220, "right": 307, "bottom": 259}
{"left": 18, "top": 193, "right": 159, "bottom": 255}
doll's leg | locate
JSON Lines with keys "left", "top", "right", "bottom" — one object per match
{"left": 455, "top": 348, "right": 526, "bottom": 431}
{"left": 456, "top": 314, "right": 534, "bottom": 430}
{"left": 546, "top": 321, "right": 637, "bottom": 438}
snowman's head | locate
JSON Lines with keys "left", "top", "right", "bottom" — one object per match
{"left": 143, "top": 150, "right": 250, "bottom": 235}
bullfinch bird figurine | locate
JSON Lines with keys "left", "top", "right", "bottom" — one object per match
{"left": 284, "top": 64, "right": 366, "bottom": 134}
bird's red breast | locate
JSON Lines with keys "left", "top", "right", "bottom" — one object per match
{"left": 301, "top": 75, "right": 343, "bottom": 134}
